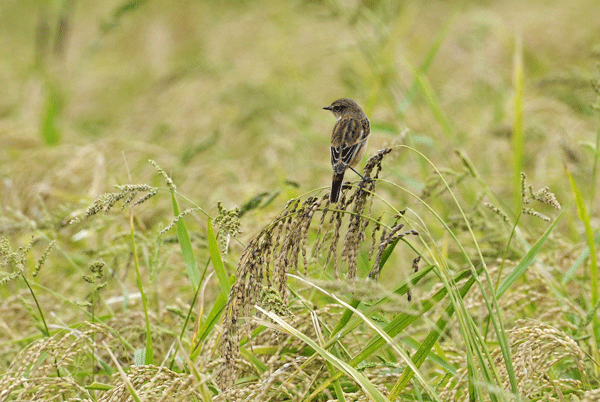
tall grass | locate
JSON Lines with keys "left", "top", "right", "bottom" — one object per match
{"left": 1, "top": 0, "right": 600, "bottom": 400}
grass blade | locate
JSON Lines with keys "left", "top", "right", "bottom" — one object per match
{"left": 257, "top": 306, "right": 390, "bottom": 402}
{"left": 564, "top": 163, "right": 600, "bottom": 365}
{"left": 207, "top": 217, "right": 230, "bottom": 296}
{"left": 40, "top": 85, "right": 61, "bottom": 145}
{"left": 129, "top": 210, "right": 153, "bottom": 365}
{"left": 302, "top": 268, "right": 474, "bottom": 400}
{"left": 496, "top": 208, "right": 565, "bottom": 298}
{"left": 329, "top": 237, "right": 404, "bottom": 339}
{"left": 562, "top": 230, "right": 600, "bottom": 284}
{"left": 171, "top": 191, "right": 200, "bottom": 291}
{"left": 512, "top": 36, "right": 525, "bottom": 211}
{"left": 415, "top": 73, "right": 454, "bottom": 138}
{"left": 330, "top": 264, "right": 435, "bottom": 341}
{"left": 397, "top": 14, "right": 454, "bottom": 114}
{"left": 191, "top": 275, "right": 236, "bottom": 359}
{"left": 388, "top": 268, "right": 480, "bottom": 397}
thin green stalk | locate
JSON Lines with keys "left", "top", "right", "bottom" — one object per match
{"left": 496, "top": 209, "right": 565, "bottom": 298}
{"left": 496, "top": 211, "right": 522, "bottom": 290}
{"left": 21, "top": 274, "right": 49, "bottom": 337}
{"left": 258, "top": 305, "right": 390, "bottom": 402}
{"left": 207, "top": 217, "right": 230, "bottom": 296}
{"left": 512, "top": 35, "right": 525, "bottom": 213}
{"left": 397, "top": 14, "right": 455, "bottom": 114}
{"left": 590, "top": 103, "right": 600, "bottom": 217}
{"left": 415, "top": 72, "right": 454, "bottom": 138}
{"left": 129, "top": 209, "right": 154, "bottom": 365}
{"left": 565, "top": 164, "right": 600, "bottom": 373}
{"left": 190, "top": 275, "right": 237, "bottom": 360}
{"left": 169, "top": 264, "right": 203, "bottom": 370}
{"left": 303, "top": 268, "right": 473, "bottom": 400}
{"left": 388, "top": 266, "right": 484, "bottom": 399}
{"left": 171, "top": 191, "right": 200, "bottom": 291}
{"left": 382, "top": 145, "right": 516, "bottom": 396}
{"left": 321, "top": 332, "right": 346, "bottom": 402}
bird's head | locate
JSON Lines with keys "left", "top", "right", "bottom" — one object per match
{"left": 323, "top": 98, "right": 362, "bottom": 119}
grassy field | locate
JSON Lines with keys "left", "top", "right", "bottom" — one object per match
{"left": 1, "top": 0, "right": 600, "bottom": 400}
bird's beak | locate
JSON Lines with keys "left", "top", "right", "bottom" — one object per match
{"left": 323, "top": 106, "right": 333, "bottom": 111}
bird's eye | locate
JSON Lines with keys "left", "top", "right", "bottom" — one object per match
{"left": 333, "top": 105, "right": 341, "bottom": 111}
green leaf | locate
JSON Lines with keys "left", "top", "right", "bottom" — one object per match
{"left": 40, "top": 86, "right": 61, "bottom": 145}
{"left": 305, "top": 268, "right": 472, "bottom": 400}
{"left": 388, "top": 269, "right": 479, "bottom": 397}
{"left": 85, "top": 382, "right": 113, "bottom": 391}
{"left": 562, "top": 230, "right": 600, "bottom": 284}
{"left": 402, "top": 336, "right": 456, "bottom": 374}
{"left": 240, "top": 346, "right": 268, "bottom": 373}
{"left": 565, "top": 164, "right": 600, "bottom": 346}
{"left": 191, "top": 275, "right": 236, "bottom": 359}
{"left": 257, "top": 306, "right": 389, "bottom": 402}
{"left": 397, "top": 14, "right": 454, "bottom": 114}
{"left": 207, "top": 217, "right": 230, "bottom": 296}
{"left": 512, "top": 37, "right": 525, "bottom": 211}
{"left": 496, "top": 208, "right": 564, "bottom": 298}
{"left": 171, "top": 192, "right": 200, "bottom": 290}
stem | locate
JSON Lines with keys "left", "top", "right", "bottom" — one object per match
{"left": 21, "top": 274, "right": 49, "bottom": 337}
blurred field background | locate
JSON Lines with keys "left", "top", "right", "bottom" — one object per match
{"left": 1, "top": 0, "right": 600, "bottom": 400}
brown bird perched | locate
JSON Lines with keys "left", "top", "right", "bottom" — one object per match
{"left": 323, "top": 98, "right": 371, "bottom": 203}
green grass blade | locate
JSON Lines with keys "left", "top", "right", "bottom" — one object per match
{"left": 589, "top": 111, "right": 600, "bottom": 216}
{"left": 330, "top": 264, "right": 435, "bottom": 341}
{"left": 324, "top": 345, "right": 347, "bottom": 402}
{"left": 496, "top": 208, "right": 565, "bottom": 298}
{"left": 191, "top": 275, "right": 236, "bottom": 359}
{"left": 389, "top": 268, "right": 480, "bottom": 397}
{"left": 207, "top": 217, "right": 230, "bottom": 296}
{"left": 133, "top": 348, "right": 145, "bottom": 366}
{"left": 20, "top": 275, "right": 50, "bottom": 337}
{"left": 402, "top": 336, "right": 456, "bottom": 374}
{"left": 171, "top": 191, "right": 200, "bottom": 291}
{"left": 512, "top": 36, "right": 525, "bottom": 212}
{"left": 40, "top": 85, "right": 61, "bottom": 145}
{"left": 371, "top": 236, "right": 401, "bottom": 277}
{"left": 257, "top": 306, "right": 389, "bottom": 402}
{"left": 397, "top": 14, "right": 454, "bottom": 114}
{"left": 129, "top": 211, "right": 153, "bottom": 365}
{"left": 329, "top": 299, "right": 361, "bottom": 341}
{"left": 302, "top": 268, "right": 473, "bottom": 400}
{"left": 562, "top": 230, "right": 600, "bottom": 284}
{"left": 415, "top": 73, "right": 454, "bottom": 138}
{"left": 240, "top": 346, "right": 268, "bottom": 373}
{"left": 565, "top": 164, "right": 600, "bottom": 348}
{"left": 329, "top": 237, "right": 404, "bottom": 339}
{"left": 85, "top": 382, "right": 113, "bottom": 391}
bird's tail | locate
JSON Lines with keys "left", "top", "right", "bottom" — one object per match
{"left": 330, "top": 171, "right": 345, "bottom": 203}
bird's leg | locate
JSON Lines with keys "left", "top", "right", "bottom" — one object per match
{"left": 349, "top": 166, "right": 373, "bottom": 190}
{"left": 349, "top": 166, "right": 366, "bottom": 180}
{"left": 349, "top": 166, "right": 372, "bottom": 182}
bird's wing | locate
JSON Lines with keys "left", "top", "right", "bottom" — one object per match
{"left": 330, "top": 118, "right": 369, "bottom": 173}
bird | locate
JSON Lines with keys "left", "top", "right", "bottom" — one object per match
{"left": 323, "top": 98, "right": 371, "bottom": 203}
